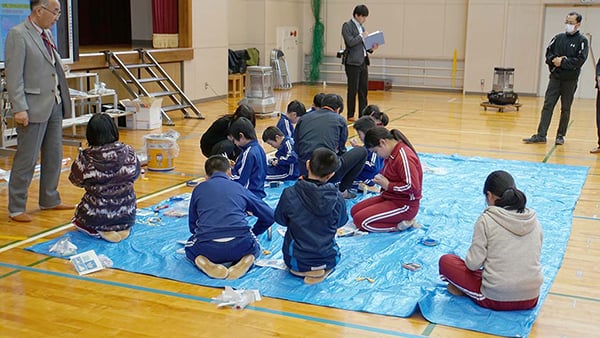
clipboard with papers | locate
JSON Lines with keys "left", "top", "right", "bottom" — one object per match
{"left": 364, "top": 31, "right": 384, "bottom": 50}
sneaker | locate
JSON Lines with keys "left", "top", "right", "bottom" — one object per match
{"left": 522, "top": 134, "right": 546, "bottom": 144}
{"left": 397, "top": 218, "right": 416, "bottom": 231}
{"left": 194, "top": 255, "right": 229, "bottom": 279}
{"left": 226, "top": 254, "right": 255, "bottom": 280}
{"left": 555, "top": 136, "right": 564, "bottom": 145}
{"left": 591, "top": 146, "right": 600, "bottom": 154}
{"left": 98, "top": 231, "right": 122, "bottom": 243}
{"left": 342, "top": 190, "right": 357, "bottom": 199}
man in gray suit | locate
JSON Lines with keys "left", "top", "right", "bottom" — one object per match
{"left": 5, "top": 0, "right": 74, "bottom": 222}
{"left": 341, "top": 4, "right": 378, "bottom": 122}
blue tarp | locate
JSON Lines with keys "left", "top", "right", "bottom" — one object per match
{"left": 27, "top": 153, "right": 588, "bottom": 337}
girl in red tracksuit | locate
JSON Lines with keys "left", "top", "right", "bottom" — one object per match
{"left": 350, "top": 127, "right": 422, "bottom": 232}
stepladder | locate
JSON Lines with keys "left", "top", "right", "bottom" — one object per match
{"left": 103, "top": 49, "right": 204, "bottom": 126}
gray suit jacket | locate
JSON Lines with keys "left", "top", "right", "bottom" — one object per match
{"left": 342, "top": 19, "right": 370, "bottom": 66}
{"left": 5, "top": 19, "right": 71, "bottom": 123}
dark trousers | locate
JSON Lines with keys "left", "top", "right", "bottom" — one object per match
{"left": 596, "top": 89, "right": 600, "bottom": 146}
{"left": 298, "top": 147, "right": 367, "bottom": 192}
{"left": 345, "top": 61, "right": 369, "bottom": 119}
{"left": 536, "top": 77, "right": 578, "bottom": 138}
{"left": 331, "top": 147, "right": 368, "bottom": 192}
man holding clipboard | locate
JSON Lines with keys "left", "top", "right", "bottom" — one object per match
{"left": 341, "top": 4, "right": 381, "bottom": 122}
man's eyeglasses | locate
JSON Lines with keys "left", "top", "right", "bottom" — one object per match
{"left": 41, "top": 6, "right": 61, "bottom": 18}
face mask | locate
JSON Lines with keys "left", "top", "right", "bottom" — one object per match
{"left": 565, "top": 24, "right": 576, "bottom": 34}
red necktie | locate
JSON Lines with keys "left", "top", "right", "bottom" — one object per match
{"left": 41, "top": 31, "right": 54, "bottom": 56}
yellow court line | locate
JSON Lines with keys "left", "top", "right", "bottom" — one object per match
{"left": 0, "top": 177, "right": 205, "bottom": 254}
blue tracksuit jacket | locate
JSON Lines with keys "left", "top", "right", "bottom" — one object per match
{"left": 231, "top": 139, "right": 267, "bottom": 199}
{"left": 266, "top": 136, "right": 299, "bottom": 181}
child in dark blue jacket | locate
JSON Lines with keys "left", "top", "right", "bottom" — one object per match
{"left": 262, "top": 126, "right": 299, "bottom": 181}
{"left": 229, "top": 117, "right": 267, "bottom": 199}
{"left": 186, "top": 155, "right": 274, "bottom": 280}
{"left": 350, "top": 116, "right": 384, "bottom": 189}
{"left": 274, "top": 148, "right": 348, "bottom": 284}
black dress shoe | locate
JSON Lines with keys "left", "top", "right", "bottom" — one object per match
{"left": 522, "top": 134, "right": 547, "bottom": 144}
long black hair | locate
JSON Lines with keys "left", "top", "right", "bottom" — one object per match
{"left": 484, "top": 170, "right": 527, "bottom": 213}
{"left": 360, "top": 105, "right": 389, "bottom": 126}
{"left": 363, "top": 127, "right": 416, "bottom": 154}
{"left": 228, "top": 104, "right": 256, "bottom": 127}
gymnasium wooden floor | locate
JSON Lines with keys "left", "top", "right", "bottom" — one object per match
{"left": 1, "top": 84, "right": 599, "bottom": 337}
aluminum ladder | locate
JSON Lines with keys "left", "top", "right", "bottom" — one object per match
{"left": 103, "top": 49, "right": 204, "bottom": 126}
{"left": 270, "top": 49, "right": 292, "bottom": 90}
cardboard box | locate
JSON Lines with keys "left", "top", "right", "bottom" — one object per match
{"left": 121, "top": 97, "right": 163, "bottom": 130}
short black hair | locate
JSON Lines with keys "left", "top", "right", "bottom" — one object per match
{"left": 568, "top": 11, "right": 582, "bottom": 23}
{"left": 309, "top": 147, "right": 340, "bottom": 177}
{"left": 287, "top": 100, "right": 306, "bottom": 117}
{"left": 353, "top": 116, "right": 377, "bottom": 134}
{"left": 86, "top": 113, "right": 119, "bottom": 146}
{"left": 353, "top": 4, "right": 369, "bottom": 17}
{"left": 313, "top": 92, "right": 325, "bottom": 108}
{"left": 229, "top": 117, "right": 257, "bottom": 141}
{"left": 205, "top": 155, "right": 230, "bottom": 177}
{"left": 262, "top": 126, "right": 284, "bottom": 142}
{"left": 321, "top": 94, "right": 344, "bottom": 113}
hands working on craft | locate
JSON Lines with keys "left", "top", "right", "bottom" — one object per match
{"left": 372, "top": 173, "right": 389, "bottom": 190}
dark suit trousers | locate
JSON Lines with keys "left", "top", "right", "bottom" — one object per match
{"left": 345, "top": 60, "right": 368, "bottom": 119}
{"left": 536, "top": 77, "right": 578, "bottom": 138}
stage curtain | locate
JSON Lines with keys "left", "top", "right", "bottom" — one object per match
{"left": 152, "top": 0, "right": 178, "bottom": 48}
{"left": 152, "top": 0, "right": 178, "bottom": 33}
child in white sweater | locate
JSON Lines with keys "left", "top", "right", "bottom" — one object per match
{"left": 438, "top": 170, "right": 543, "bottom": 311}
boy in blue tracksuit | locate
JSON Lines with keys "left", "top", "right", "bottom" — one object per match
{"left": 276, "top": 100, "right": 306, "bottom": 138}
{"left": 229, "top": 117, "right": 267, "bottom": 199}
{"left": 350, "top": 116, "right": 384, "bottom": 188}
{"left": 274, "top": 148, "right": 348, "bottom": 284}
{"left": 186, "top": 155, "right": 274, "bottom": 280}
{"left": 262, "top": 126, "right": 299, "bottom": 181}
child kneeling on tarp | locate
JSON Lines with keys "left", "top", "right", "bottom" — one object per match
{"left": 69, "top": 113, "right": 140, "bottom": 243}
{"left": 185, "top": 155, "right": 274, "bottom": 280}
{"left": 275, "top": 148, "right": 348, "bottom": 284}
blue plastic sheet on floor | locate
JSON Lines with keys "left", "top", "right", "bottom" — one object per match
{"left": 27, "top": 153, "right": 588, "bottom": 337}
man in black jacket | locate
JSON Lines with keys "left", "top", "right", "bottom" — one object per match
{"left": 523, "top": 12, "right": 588, "bottom": 146}
{"left": 592, "top": 57, "right": 600, "bottom": 154}
{"left": 341, "top": 4, "right": 378, "bottom": 122}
